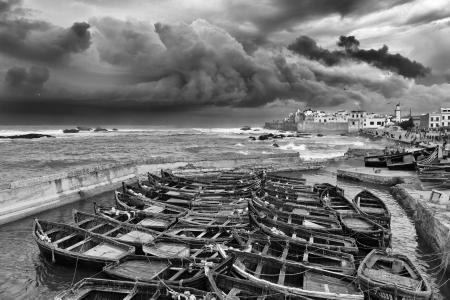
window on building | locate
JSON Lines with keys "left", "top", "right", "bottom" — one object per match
{"left": 431, "top": 117, "right": 434, "bottom": 121}
{"left": 352, "top": 121, "right": 355, "bottom": 125}
{"left": 370, "top": 121, "right": 374, "bottom": 125}
{"left": 324, "top": 119, "right": 327, "bottom": 123}
{"left": 431, "top": 124, "right": 433, "bottom": 127}
{"left": 377, "top": 121, "right": 381, "bottom": 125}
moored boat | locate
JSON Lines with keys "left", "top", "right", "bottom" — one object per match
{"left": 177, "top": 212, "right": 249, "bottom": 229}
{"left": 217, "top": 247, "right": 364, "bottom": 300}
{"left": 230, "top": 230, "right": 356, "bottom": 275}
{"left": 249, "top": 198, "right": 343, "bottom": 233}
{"left": 386, "top": 153, "right": 416, "bottom": 170}
{"left": 33, "top": 219, "right": 134, "bottom": 270}
{"left": 95, "top": 205, "right": 176, "bottom": 231}
{"left": 364, "top": 155, "right": 387, "bottom": 167}
{"left": 340, "top": 213, "right": 391, "bottom": 250}
{"left": 72, "top": 210, "right": 161, "bottom": 254}
{"left": 352, "top": 190, "right": 391, "bottom": 228}
{"left": 55, "top": 278, "right": 216, "bottom": 300}
{"left": 103, "top": 255, "right": 232, "bottom": 290}
{"left": 249, "top": 212, "right": 359, "bottom": 253}
{"left": 357, "top": 249, "right": 433, "bottom": 300}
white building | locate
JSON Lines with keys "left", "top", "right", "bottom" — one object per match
{"left": 363, "top": 114, "right": 386, "bottom": 129}
{"left": 395, "top": 104, "right": 401, "bottom": 122}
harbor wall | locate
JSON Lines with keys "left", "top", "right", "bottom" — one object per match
{"left": 390, "top": 184, "right": 450, "bottom": 274}
{"left": 297, "top": 121, "right": 348, "bottom": 134}
{"left": 0, "top": 152, "right": 307, "bottom": 225}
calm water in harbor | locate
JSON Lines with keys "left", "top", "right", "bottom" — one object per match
{"left": 0, "top": 128, "right": 449, "bottom": 299}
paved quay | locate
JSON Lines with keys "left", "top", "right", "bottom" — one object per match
{"left": 337, "top": 167, "right": 417, "bottom": 185}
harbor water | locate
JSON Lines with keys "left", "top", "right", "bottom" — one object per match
{"left": 0, "top": 126, "right": 449, "bottom": 299}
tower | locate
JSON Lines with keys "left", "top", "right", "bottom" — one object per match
{"left": 395, "top": 104, "right": 401, "bottom": 123}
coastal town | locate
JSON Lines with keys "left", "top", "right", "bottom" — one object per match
{"left": 265, "top": 104, "right": 450, "bottom": 142}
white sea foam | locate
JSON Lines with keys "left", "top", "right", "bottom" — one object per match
{"left": 279, "top": 142, "right": 306, "bottom": 151}
{"left": 234, "top": 143, "right": 244, "bottom": 147}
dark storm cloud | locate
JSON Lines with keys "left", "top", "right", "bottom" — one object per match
{"left": 4, "top": 65, "right": 49, "bottom": 95}
{"left": 0, "top": 0, "right": 91, "bottom": 63}
{"left": 226, "top": 0, "right": 413, "bottom": 37}
{"left": 288, "top": 35, "right": 430, "bottom": 78}
{"left": 89, "top": 18, "right": 374, "bottom": 110}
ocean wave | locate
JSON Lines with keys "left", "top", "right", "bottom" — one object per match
{"left": 234, "top": 143, "right": 244, "bottom": 147}
{"left": 300, "top": 151, "right": 346, "bottom": 160}
{"left": 278, "top": 142, "right": 306, "bottom": 151}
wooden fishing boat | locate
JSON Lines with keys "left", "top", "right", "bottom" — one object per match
{"left": 352, "top": 190, "right": 391, "bottom": 228}
{"left": 189, "top": 202, "right": 249, "bottom": 217}
{"left": 158, "top": 226, "right": 234, "bottom": 245}
{"left": 320, "top": 187, "right": 359, "bottom": 215}
{"left": 131, "top": 181, "right": 250, "bottom": 211}
{"left": 259, "top": 195, "right": 337, "bottom": 220}
{"left": 249, "top": 212, "right": 359, "bottom": 253}
{"left": 263, "top": 188, "right": 323, "bottom": 207}
{"left": 158, "top": 171, "right": 261, "bottom": 190}
{"left": 55, "top": 278, "right": 217, "bottom": 300}
{"left": 358, "top": 249, "right": 433, "bottom": 300}
{"left": 33, "top": 219, "right": 134, "bottom": 269}
{"left": 161, "top": 169, "right": 261, "bottom": 185}
{"left": 313, "top": 183, "right": 344, "bottom": 197}
{"left": 115, "top": 190, "right": 188, "bottom": 218}
{"left": 265, "top": 172, "right": 307, "bottom": 184}
{"left": 217, "top": 247, "right": 364, "bottom": 300}
{"left": 230, "top": 230, "right": 355, "bottom": 275}
{"left": 103, "top": 255, "right": 232, "bottom": 290}
{"left": 364, "top": 154, "right": 387, "bottom": 167}
{"left": 177, "top": 212, "right": 249, "bottom": 229}
{"left": 207, "top": 271, "right": 313, "bottom": 300}
{"left": 73, "top": 210, "right": 161, "bottom": 254}
{"left": 386, "top": 153, "right": 416, "bottom": 170}
{"left": 143, "top": 241, "right": 222, "bottom": 262}
{"left": 340, "top": 213, "right": 391, "bottom": 250}
{"left": 95, "top": 205, "right": 176, "bottom": 231}
{"left": 250, "top": 198, "right": 343, "bottom": 233}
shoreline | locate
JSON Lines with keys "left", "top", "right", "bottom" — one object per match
{"left": 0, "top": 152, "right": 326, "bottom": 226}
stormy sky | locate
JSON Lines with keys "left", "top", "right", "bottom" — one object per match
{"left": 1, "top": 0, "right": 450, "bottom": 125}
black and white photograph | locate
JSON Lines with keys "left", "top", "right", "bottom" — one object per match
{"left": 0, "top": 0, "right": 450, "bottom": 299}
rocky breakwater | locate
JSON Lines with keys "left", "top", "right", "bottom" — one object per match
{"left": 0, "top": 133, "right": 55, "bottom": 139}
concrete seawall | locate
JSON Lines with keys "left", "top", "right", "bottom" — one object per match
{"left": 0, "top": 152, "right": 313, "bottom": 225}
{"left": 337, "top": 167, "right": 417, "bottom": 186}
{"left": 391, "top": 184, "right": 450, "bottom": 274}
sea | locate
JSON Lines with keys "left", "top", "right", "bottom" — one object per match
{"left": 0, "top": 125, "right": 449, "bottom": 299}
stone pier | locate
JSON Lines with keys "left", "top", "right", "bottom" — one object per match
{"left": 337, "top": 167, "right": 417, "bottom": 185}
{"left": 391, "top": 184, "right": 450, "bottom": 274}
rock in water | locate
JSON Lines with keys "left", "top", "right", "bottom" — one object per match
{"left": 0, "top": 133, "right": 55, "bottom": 139}
{"left": 63, "top": 128, "right": 79, "bottom": 133}
{"left": 94, "top": 127, "right": 108, "bottom": 132}
{"left": 240, "top": 126, "right": 251, "bottom": 131}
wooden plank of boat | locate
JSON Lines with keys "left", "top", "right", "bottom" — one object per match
{"left": 33, "top": 219, "right": 134, "bottom": 270}
{"left": 217, "top": 246, "right": 364, "bottom": 300}
{"left": 54, "top": 278, "right": 215, "bottom": 300}
{"left": 357, "top": 249, "right": 432, "bottom": 300}
{"left": 249, "top": 213, "right": 358, "bottom": 253}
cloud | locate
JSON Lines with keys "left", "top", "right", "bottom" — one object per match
{"left": 0, "top": 0, "right": 91, "bottom": 63}
{"left": 288, "top": 35, "right": 430, "bottom": 78}
{"left": 3, "top": 65, "right": 49, "bottom": 95}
